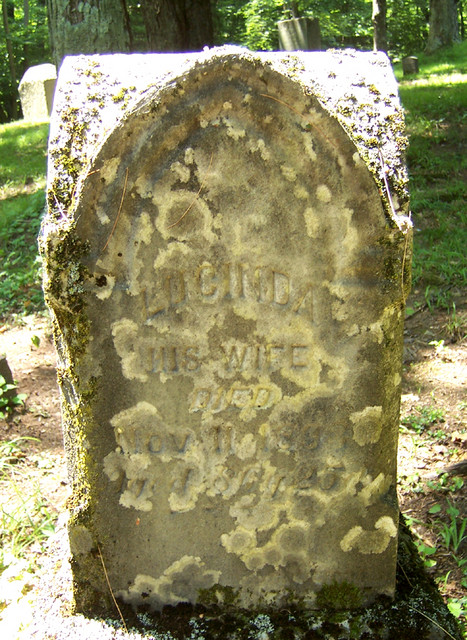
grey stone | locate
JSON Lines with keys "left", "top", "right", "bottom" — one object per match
{"left": 19, "top": 63, "right": 57, "bottom": 121}
{"left": 278, "top": 17, "right": 321, "bottom": 51}
{"left": 41, "top": 47, "right": 412, "bottom": 615}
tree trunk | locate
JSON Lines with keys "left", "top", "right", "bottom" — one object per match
{"left": 47, "top": 0, "right": 131, "bottom": 68}
{"left": 286, "top": 1, "right": 300, "bottom": 18}
{"left": 372, "top": 0, "right": 387, "bottom": 52}
{"left": 2, "top": 0, "right": 18, "bottom": 119}
{"left": 141, "top": 0, "right": 213, "bottom": 52}
{"left": 23, "top": 0, "right": 30, "bottom": 69}
{"left": 425, "top": 0, "right": 460, "bottom": 53}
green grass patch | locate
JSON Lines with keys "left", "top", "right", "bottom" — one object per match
{"left": 0, "top": 120, "right": 49, "bottom": 319}
{"left": 395, "top": 41, "right": 467, "bottom": 308}
{"left": 0, "top": 484, "right": 56, "bottom": 574}
{"left": 0, "top": 438, "right": 56, "bottom": 577}
{"left": 0, "top": 121, "right": 48, "bottom": 190}
{"left": 394, "top": 41, "right": 467, "bottom": 81}
{"left": 0, "top": 190, "right": 45, "bottom": 318}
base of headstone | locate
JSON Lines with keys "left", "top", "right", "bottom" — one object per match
{"left": 402, "top": 56, "right": 419, "bottom": 76}
{"left": 18, "top": 516, "right": 462, "bottom": 640}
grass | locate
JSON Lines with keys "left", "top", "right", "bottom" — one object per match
{"left": 394, "top": 41, "right": 467, "bottom": 310}
{"left": 0, "top": 120, "right": 48, "bottom": 319}
{"left": 0, "top": 120, "right": 48, "bottom": 189}
{"left": 0, "top": 437, "right": 57, "bottom": 618}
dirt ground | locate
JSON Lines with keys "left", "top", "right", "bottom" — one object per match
{"left": 0, "top": 289, "right": 466, "bottom": 621}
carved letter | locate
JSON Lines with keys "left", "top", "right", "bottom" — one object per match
{"left": 198, "top": 263, "right": 218, "bottom": 298}
{"left": 292, "top": 283, "right": 313, "bottom": 317}
{"left": 189, "top": 389, "right": 211, "bottom": 412}
{"left": 273, "top": 270, "right": 290, "bottom": 305}
{"left": 183, "top": 347, "right": 201, "bottom": 371}
{"left": 222, "top": 344, "right": 248, "bottom": 371}
{"left": 291, "top": 345, "right": 308, "bottom": 368}
{"left": 167, "top": 271, "right": 186, "bottom": 306}
{"left": 252, "top": 387, "right": 271, "bottom": 408}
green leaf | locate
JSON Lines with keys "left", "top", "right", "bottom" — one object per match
{"left": 31, "top": 335, "right": 40, "bottom": 348}
{"left": 447, "top": 600, "right": 465, "bottom": 618}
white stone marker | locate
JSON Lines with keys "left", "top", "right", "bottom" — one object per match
{"left": 19, "top": 63, "right": 57, "bottom": 121}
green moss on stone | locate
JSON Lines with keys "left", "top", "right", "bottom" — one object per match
{"left": 112, "top": 87, "right": 128, "bottom": 103}
{"left": 315, "top": 581, "right": 363, "bottom": 610}
{"left": 198, "top": 584, "right": 240, "bottom": 607}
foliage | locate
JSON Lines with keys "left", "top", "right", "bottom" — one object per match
{"left": 403, "top": 491, "right": 467, "bottom": 634}
{"left": 0, "top": 375, "right": 26, "bottom": 419}
{"left": 213, "top": 0, "right": 374, "bottom": 51}
{"left": 0, "top": 0, "right": 50, "bottom": 122}
{"left": 0, "top": 437, "right": 56, "bottom": 580}
{"left": 0, "top": 437, "right": 36, "bottom": 477}
{"left": 401, "top": 405, "right": 445, "bottom": 434}
{"left": 387, "top": 0, "right": 429, "bottom": 56}
{"left": 0, "top": 118, "right": 48, "bottom": 186}
{"left": 212, "top": 0, "right": 442, "bottom": 54}
{"left": 438, "top": 500, "right": 467, "bottom": 554}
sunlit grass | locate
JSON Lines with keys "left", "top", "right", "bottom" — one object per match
{"left": 395, "top": 43, "right": 467, "bottom": 307}
{"left": 0, "top": 121, "right": 48, "bottom": 319}
{"left": 0, "top": 120, "right": 48, "bottom": 195}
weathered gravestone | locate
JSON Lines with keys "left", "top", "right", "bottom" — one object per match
{"left": 278, "top": 17, "right": 321, "bottom": 51}
{"left": 19, "top": 63, "right": 57, "bottom": 121}
{"left": 41, "top": 48, "right": 412, "bottom": 614}
{"left": 402, "top": 56, "right": 419, "bottom": 76}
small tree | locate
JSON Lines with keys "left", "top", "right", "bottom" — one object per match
{"left": 2, "top": 0, "right": 18, "bottom": 119}
{"left": 372, "top": 0, "right": 387, "bottom": 52}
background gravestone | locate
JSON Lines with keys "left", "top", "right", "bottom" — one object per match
{"left": 42, "top": 48, "right": 411, "bottom": 614}
{"left": 402, "top": 56, "right": 419, "bottom": 76}
{"left": 18, "top": 63, "right": 57, "bottom": 121}
{"left": 278, "top": 17, "right": 321, "bottom": 50}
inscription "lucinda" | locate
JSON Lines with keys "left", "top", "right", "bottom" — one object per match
{"left": 143, "top": 261, "right": 314, "bottom": 320}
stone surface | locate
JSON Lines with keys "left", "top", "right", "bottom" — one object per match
{"left": 41, "top": 47, "right": 412, "bottom": 614}
{"left": 278, "top": 17, "right": 321, "bottom": 51}
{"left": 18, "top": 63, "right": 57, "bottom": 121}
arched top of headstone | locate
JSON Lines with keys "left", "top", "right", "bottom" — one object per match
{"left": 46, "top": 48, "right": 410, "bottom": 233}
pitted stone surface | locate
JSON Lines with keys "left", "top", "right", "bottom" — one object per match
{"left": 41, "top": 48, "right": 412, "bottom": 613}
